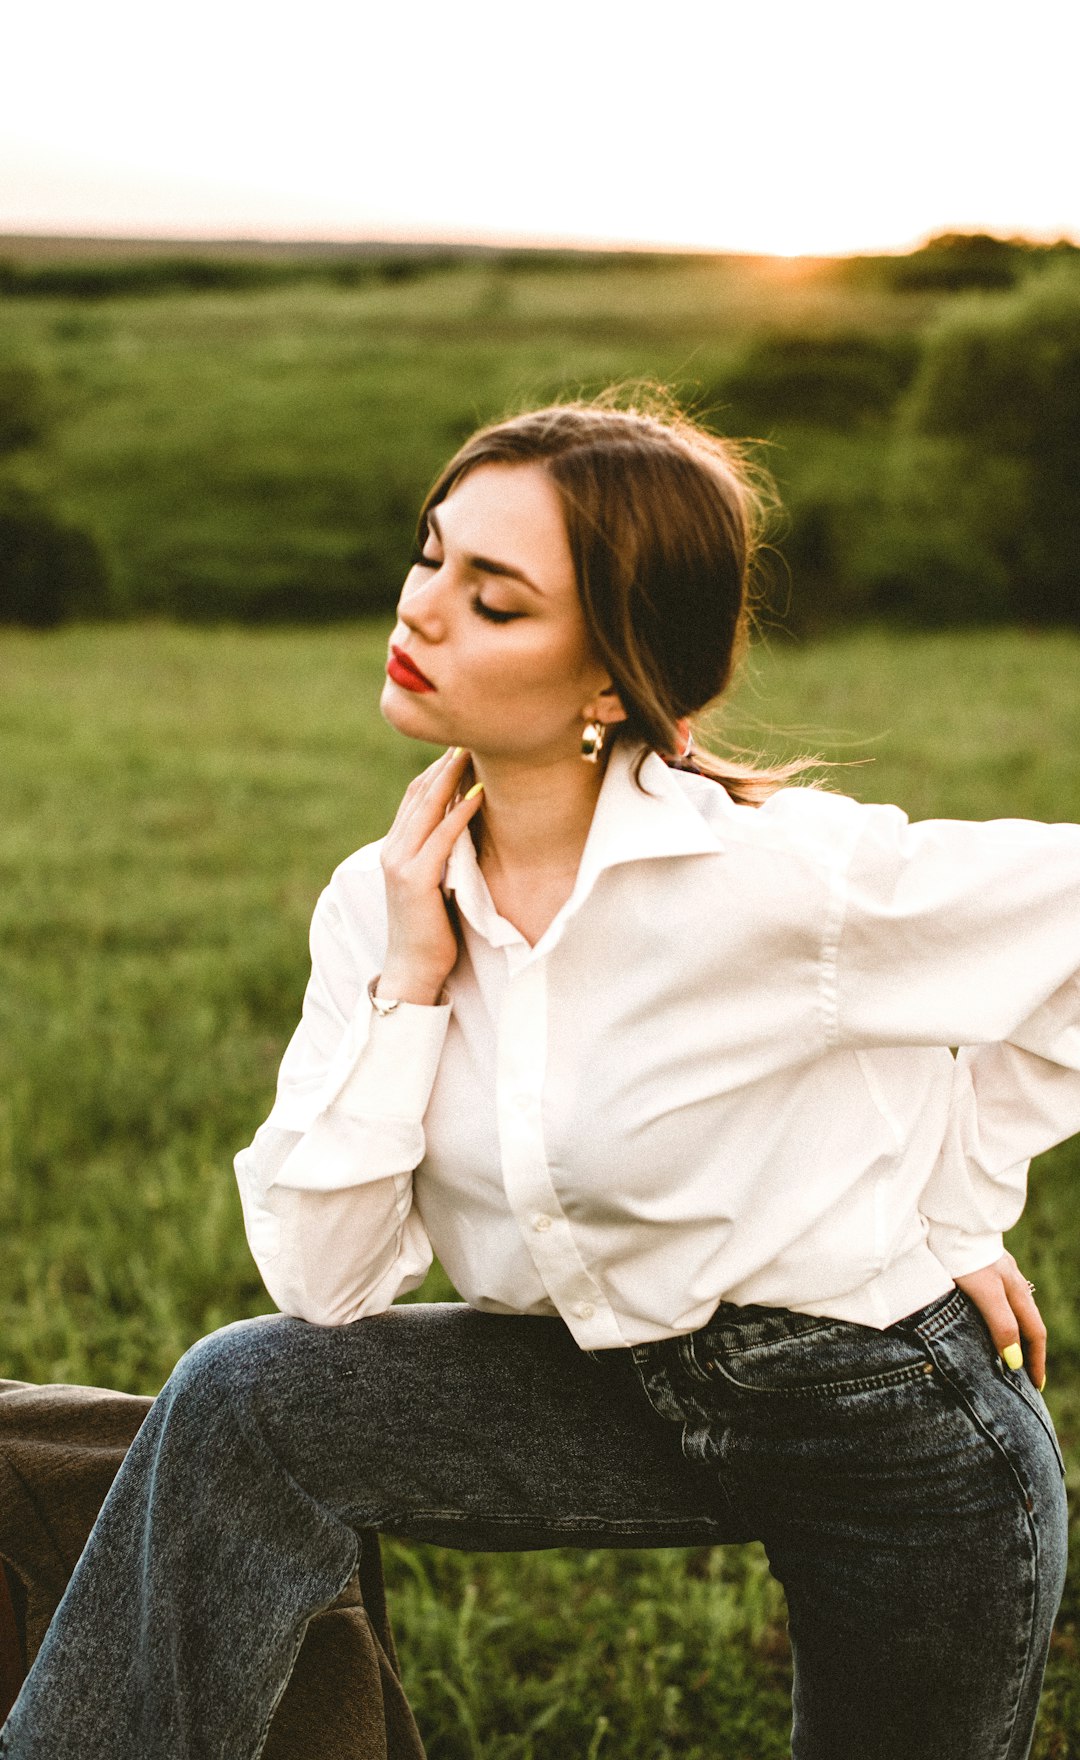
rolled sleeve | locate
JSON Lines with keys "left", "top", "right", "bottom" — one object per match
{"left": 235, "top": 1138, "right": 433, "bottom": 1325}
{"left": 233, "top": 872, "right": 449, "bottom": 1323}
{"left": 271, "top": 989, "right": 452, "bottom": 1192}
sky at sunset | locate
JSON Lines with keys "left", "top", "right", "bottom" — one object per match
{"left": 3, "top": 0, "right": 1078, "bottom": 257}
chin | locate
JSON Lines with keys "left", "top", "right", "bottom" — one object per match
{"left": 379, "top": 681, "right": 445, "bottom": 742}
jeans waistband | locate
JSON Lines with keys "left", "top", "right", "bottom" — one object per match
{"left": 631, "top": 1284, "right": 970, "bottom": 1376}
{"left": 893, "top": 1284, "right": 970, "bottom": 1341}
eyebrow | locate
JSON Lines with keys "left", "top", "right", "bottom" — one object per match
{"left": 426, "top": 508, "right": 545, "bottom": 598}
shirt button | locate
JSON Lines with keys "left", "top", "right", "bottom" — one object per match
{"left": 532, "top": 1214, "right": 552, "bottom": 1233}
{"left": 576, "top": 1302, "right": 595, "bottom": 1321}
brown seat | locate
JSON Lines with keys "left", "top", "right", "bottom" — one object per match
{"left": 0, "top": 1378, "right": 425, "bottom": 1756}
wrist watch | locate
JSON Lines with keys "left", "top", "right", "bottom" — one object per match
{"left": 367, "top": 975, "right": 400, "bottom": 1017}
{"left": 367, "top": 974, "right": 449, "bottom": 1014}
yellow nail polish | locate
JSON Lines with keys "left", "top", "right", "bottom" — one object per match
{"left": 450, "top": 746, "right": 463, "bottom": 758}
{"left": 1002, "top": 1343, "right": 1024, "bottom": 1372}
{"left": 1038, "top": 1375, "right": 1047, "bottom": 1392}
{"left": 464, "top": 782, "right": 484, "bottom": 800}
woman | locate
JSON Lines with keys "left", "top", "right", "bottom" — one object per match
{"left": 2, "top": 397, "right": 1076, "bottom": 1760}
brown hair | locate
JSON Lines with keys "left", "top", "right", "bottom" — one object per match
{"left": 419, "top": 391, "right": 820, "bottom": 806}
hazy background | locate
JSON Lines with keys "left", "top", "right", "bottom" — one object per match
{"left": 4, "top": 0, "right": 1079, "bottom": 254}
{"left": 3, "top": 0, "right": 1079, "bottom": 636}
{"left": 1, "top": 233, "right": 1079, "bottom": 633}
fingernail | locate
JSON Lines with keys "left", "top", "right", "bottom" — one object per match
{"left": 1038, "top": 1375, "right": 1047, "bottom": 1392}
{"left": 464, "top": 782, "right": 484, "bottom": 800}
{"left": 450, "top": 746, "right": 464, "bottom": 758}
{"left": 1002, "top": 1343, "right": 1024, "bottom": 1371}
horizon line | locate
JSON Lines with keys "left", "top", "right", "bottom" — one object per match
{"left": 3, "top": 222, "right": 1079, "bottom": 261}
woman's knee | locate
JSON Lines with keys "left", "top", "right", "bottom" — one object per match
{"left": 159, "top": 1314, "right": 306, "bottom": 1436}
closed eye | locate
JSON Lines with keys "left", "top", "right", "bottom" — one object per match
{"left": 471, "top": 600, "right": 521, "bottom": 624}
{"left": 410, "top": 550, "right": 523, "bottom": 623}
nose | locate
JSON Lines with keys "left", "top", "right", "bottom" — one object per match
{"left": 397, "top": 560, "right": 450, "bottom": 639}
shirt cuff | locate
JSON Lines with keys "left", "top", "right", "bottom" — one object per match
{"left": 336, "top": 988, "right": 453, "bottom": 1122}
{"left": 925, "top": 1224, "right": 1006, "bottom": 1280}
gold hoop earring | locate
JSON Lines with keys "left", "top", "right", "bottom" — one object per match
{"left": 580, "top": 720, "right": 607, "bottom": 764}
{"left": 674, "top": 717, "right": 694, "bottom": 759}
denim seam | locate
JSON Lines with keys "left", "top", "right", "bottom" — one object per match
{"left": 678, "top": 1332, "right": 710, "bottom": 1382}
{"left": 370, "top": 1509, "right": 720, "bottom": 1536}
{"left": 1005, "top": 1510, "right": 1057, "bottom": 1760}
{"left": 1001, "top": 1373, "right": 1067, "bottom": 1479}
{"left": 910, "top": 1290, "right": 1067, "bottom": 1476}
{"left": 917, "top": 1341, "right": 1039, "bottom": 1760}
{"left": 692, "top": 1357, "right": 933, "bottom": 1400}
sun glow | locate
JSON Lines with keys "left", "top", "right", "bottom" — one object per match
{"left": 2, "top": 0, "right": 1078, "bottom": 255}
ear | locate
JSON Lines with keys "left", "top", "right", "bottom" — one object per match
{"left": 584, "top": 684, "right": 629, "bottom": 727}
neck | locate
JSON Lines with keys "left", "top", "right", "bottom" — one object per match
{"left": 468, "top": 743, "right": 614, "bottom": 880}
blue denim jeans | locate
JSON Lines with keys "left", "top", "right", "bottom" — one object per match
{"left": 0, "top": 1287, "right": 1067, "bottom": 1760}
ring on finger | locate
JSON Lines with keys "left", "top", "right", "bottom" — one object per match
{"left": 1026, "top": 1280, "right": 1037, "bottom": 1293}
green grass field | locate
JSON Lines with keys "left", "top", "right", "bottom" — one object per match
{"left": 2, "top": 622, "right": 1078, "bottom": 1756}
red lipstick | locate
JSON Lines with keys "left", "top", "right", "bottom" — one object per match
{"left": 387, "top": 646, "right": 435, "bottom": 693}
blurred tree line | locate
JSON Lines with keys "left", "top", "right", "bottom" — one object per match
{"left": 0, "top": 231, "right": 1077, "bottom": 631}
{"left": 729, "top": 262, "right": 1080, "bottom": 631}
{"left": 0, "top": 363, "right": 109, "bottom": 625}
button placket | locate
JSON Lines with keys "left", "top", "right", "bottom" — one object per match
{"left": 494, "top": 958, "right": 619, "bottom": 1347}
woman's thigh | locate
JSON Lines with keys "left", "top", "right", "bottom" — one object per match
{"left": 169, "top": 1303, "right": 746, "bottom": 1551}
{"left": 639, "top": 1288, "right": 1068, "bottom": 1760}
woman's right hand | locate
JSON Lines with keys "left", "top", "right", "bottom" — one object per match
{"left": 955, "top": 1251, "right": 1048, "bottom": 1391}
{"left": 376, "top": 747, "right": 483, "bottom": 1006}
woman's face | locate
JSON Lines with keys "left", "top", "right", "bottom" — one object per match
{"left": 381, "top": 461, "right": 624, "bottom": 761}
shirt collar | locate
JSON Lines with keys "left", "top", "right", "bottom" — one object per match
{"left": 442, "top": 739, "right": 725, "bottom": 950}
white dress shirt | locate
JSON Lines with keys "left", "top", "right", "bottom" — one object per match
{"left": 234, "top": 739, "right": 1080, "bottom": 1348}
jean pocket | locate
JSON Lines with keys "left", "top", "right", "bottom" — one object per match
{"left": 999, "top": 1365, "right": 1066, "bottom": 1479}
{"left": 687, "top": 1319, "right": 935, "bottom": 1402}
{"left": 919, "top": 1297, "right": 1067, "bottom": 1484}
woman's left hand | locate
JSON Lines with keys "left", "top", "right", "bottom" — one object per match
{"left": 955, "top": 1250, "right": 1047, "bottom": 1389}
